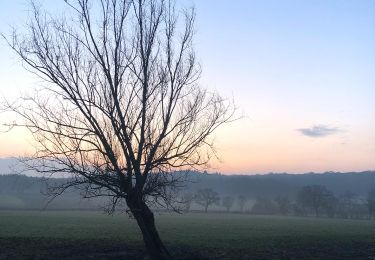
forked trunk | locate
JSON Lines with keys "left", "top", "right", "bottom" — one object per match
{"left": 128, "top": 195, "right": 171, "bottom": 260}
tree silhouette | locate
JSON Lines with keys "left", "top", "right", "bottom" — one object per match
{"left": 195, "top": 188, "right": 220, "bottom": 213}
{"left": 181, "top": 192, "right": 195, "bottom": 213}
{"left": 222, "top": 196, "right": 234, "bottom": 212}
{"left": 2, "top": 0, "right": 234, "bottom": 259}
{"left": 251, "top": 197, "right": 277, "bottom": 215}
{"left": 237, "top": 195, "right": 247, "bottom": 213}
{"left": 297, "top": 185, "right": 334, "bottom": 217}
{"left": 336, "top": 191, "right": 357, "bottom": 219}
{"left": 274, "top": 196, "right": 291, "bottom": 215}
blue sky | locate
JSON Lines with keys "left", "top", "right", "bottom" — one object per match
{"left": 0, "top": 0, "right": 374, "bottom": 173}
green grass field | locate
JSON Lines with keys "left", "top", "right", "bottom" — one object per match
{"left": 1, "top": 210, "right": 375, "bottom": 259}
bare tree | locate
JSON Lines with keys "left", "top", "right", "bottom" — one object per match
{"left": 321, "top": 193, "right": 337, "bottom": 218}
{"left": 222, "top": 195, "right": 234, "bottom": 212}
{"left": 181, "top": 192, "right": 195, "bottom": 212}
{"left": 336, "top": 191, "right": 357, "bottom": 219}
{"left": 274, "top": 196, "right": 291, "bottom": 215}
{"left": 195, "top": 188, "right": 220, "bottom": 213}
{"left": 297, "top": 185, "right": 334, "bottom": 217}
{"left": 251, "top": 197, "right": 277, "bottom": 215}
{"left": 2, "top": 0, "right": 234, "bottom": 259}
{"left": 237, "top": 195, "right": 247, "bottom": 213}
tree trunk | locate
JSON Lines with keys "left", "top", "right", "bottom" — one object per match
{"left": 128, "top": 195, "right": 171, "bottom": 260}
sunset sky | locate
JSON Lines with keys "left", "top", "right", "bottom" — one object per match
{"left": 0, "top": 0, "right": 374, "bottom": 174}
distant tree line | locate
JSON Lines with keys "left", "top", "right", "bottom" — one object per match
{"left": 1, "top": 174, "right": 375, "bottom": 220}
{"left": 179, "top": 185, "right": 375, "bottom": 220}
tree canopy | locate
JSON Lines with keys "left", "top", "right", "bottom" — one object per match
{"left": 2, "top": 0, "right": 234, "bottom": 258}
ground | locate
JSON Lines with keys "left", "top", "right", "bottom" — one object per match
{"left": 0, "top": 210, "right": 375, "bottom": 259}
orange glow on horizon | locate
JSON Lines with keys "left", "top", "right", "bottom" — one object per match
{"left": 1, "top": 120, "right": 375, "bottom": 174}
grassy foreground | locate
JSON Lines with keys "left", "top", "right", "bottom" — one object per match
{"left": 0, "top": 210, "right": 375, "bottom": 259}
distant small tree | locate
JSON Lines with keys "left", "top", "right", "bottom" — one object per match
{"left": 274, "top": 196, "right": 291, "bottom": 215}
{"left": 181, "top": 193, "right": 195, "bottom": 213}
{"left": 336, "top": 191, "right": 357, "bottom": 219}
{"left": 292, "top": 202, "right": 307, "bottom": 217}
{"left": 195, "top": 188, "right": 220, "bottom": 213}
{"left": 366, "top": 189, "right": 375, "bottom": 219}
{"left": 297, "top": 185, "right": 334, "bottom": 217}
{"left": 251, "top": 197, "right": 278, "bottom": 215}
{"left": 222, "top": 196, "right": 234, "bottom": 212}
{"left": 238, "top": 195, "right": 247, "bottom": 213}
{"left": 322, "top": 193, "right": 338, "bottom": 218}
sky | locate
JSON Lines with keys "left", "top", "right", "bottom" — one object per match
{"left": 0, "top": 0, "right": 374, "bottom": 174}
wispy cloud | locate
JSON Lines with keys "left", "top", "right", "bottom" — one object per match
{"left": 297, "top": 125, "right": 341, "bottom": 138}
